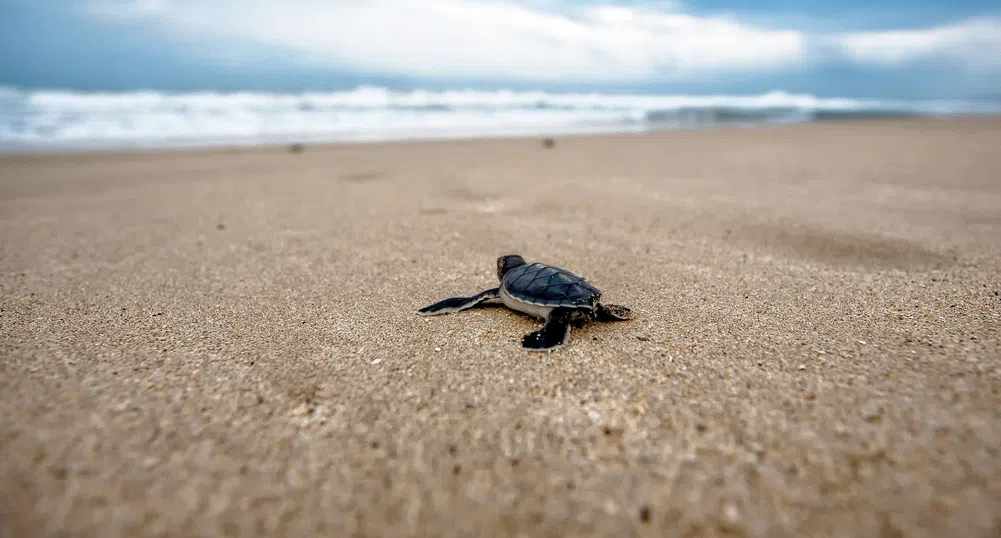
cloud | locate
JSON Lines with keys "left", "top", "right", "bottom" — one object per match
{"left": 84, "top": 0, "right": 807, "bottom": 81}
{"left": 83, "top": 2, "right": 1001, "bottom": 83}
{"left": 835, "top": 17, "right": 1001, "bottom": 70}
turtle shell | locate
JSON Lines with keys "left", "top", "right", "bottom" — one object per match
{"left": 502, "top": 262, "right": 601, "bottom": 308}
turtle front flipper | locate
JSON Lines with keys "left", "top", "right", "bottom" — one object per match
{"left": 596, "top": 303, "right": 633, "bottom": 321}
{"left": 522, "top": 307, "right": 574, "bottom": 351}
{"left": 418, "top": 288, "right": 500, "bottom": 316}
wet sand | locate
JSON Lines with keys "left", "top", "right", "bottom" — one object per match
{"left": 2, "top": 118, "right": 1000, "bottom": 537}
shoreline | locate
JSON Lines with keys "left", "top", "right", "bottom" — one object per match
{"left": 4, "top": 114, "right": 1000, "bottom": 159}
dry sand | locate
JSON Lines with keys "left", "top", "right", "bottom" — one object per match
{"left": 2, "top": 118, "right": 1000, "bottom": 537}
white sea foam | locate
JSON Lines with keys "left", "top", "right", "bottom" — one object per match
{"left": 0, "top": 86, "right": 997, "bottom": 152}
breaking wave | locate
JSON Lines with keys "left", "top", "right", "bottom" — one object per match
{"left": 1, "top": 85, "right": 997, "bottom": 152}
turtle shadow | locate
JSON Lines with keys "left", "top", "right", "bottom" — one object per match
{"left": 492, "top": 306, "right": 608, "bottom": 339}
{"left": 477, "top": 303, "right": 509, "bottom": 312}
{"left": 420, "top": 302, "right": 622, "bottom": 349}
{"left": 448, "top": 303, "right": 564, "bottom": 326}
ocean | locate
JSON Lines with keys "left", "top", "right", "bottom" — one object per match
{"left": 1, "top": 85, "right": 998, "bottom": 153}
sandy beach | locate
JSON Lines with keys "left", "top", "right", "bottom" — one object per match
{"left": 2, "top": 118, "right": 1000, "bottom": 537}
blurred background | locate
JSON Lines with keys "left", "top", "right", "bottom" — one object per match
{"left": 1, "top": 0, "right": 999, "bottom": 152}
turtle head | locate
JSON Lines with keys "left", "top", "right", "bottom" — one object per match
{"left": 496, "top": 254, "right": 526, "bottom": 280}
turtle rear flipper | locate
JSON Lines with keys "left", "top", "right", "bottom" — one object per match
{"left": 522, "top": 307, "right": 574, "bottom": 351}
{"left": 596, "top": 303, "right": 632, "bottom": 321}
{"left": 418, "top": 288, "right": 500, "bottom": 316}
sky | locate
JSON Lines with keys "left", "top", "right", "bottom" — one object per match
{"left": 1, "top": 0, "right": 1000, "bottom": 98}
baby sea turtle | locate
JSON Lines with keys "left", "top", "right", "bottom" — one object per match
{"left": 418, "top": 254, "right": 633, "bottom": 351}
